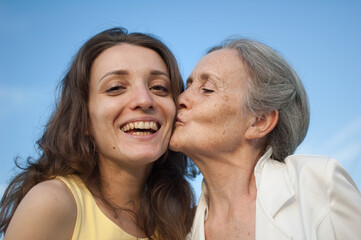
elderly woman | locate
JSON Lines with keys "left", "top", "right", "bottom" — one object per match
{"left": 170, "top": 38, "right": 361, "bottom": 239}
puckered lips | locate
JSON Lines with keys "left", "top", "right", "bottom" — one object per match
{"left": 175, "top": 116, "right": 184, "bottom": 126}
{"left": 120, "top": 120, "right": 160, "bottom": 136}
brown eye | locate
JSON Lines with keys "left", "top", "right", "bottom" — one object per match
{"left": 150, "top": 84, "right": 169, "bottom": 96}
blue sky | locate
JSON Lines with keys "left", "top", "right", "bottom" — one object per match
{"left": 1, "top": 0, "right": 361, "bottom": 200}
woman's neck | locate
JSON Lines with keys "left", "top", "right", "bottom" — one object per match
{"left": 192, "top": 146, "right": 263, "bottom": 240}
{"left": 97, "top": 158, "right": 153, "bottom": 211}
{"left": 192, "top": 146, "right": 263, "bottom": 212}
{"left": 93, "top": 158, "right": 153, "bottom": 238}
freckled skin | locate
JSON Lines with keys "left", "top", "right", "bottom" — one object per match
{"left": 170, "top": 49, "right": 252, "bottom": 158}
{"left": 170, "top": 49, "right": 257, "bottom": 240}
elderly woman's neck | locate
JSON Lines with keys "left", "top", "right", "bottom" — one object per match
{"left": 195, "top": 146, "right": 263, "bottom": 209}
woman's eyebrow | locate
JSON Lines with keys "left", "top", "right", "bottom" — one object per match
{"left": 98, "top": 70, "right": 128, "bottom": 83}
{"left": 200, "top": 73, "right": 210, "bottom": 81}
{"left": 186, "top": 78, "right": 193, "bottom": 86}
{"left": 186, "top": 74, "right": 212, "bottom": 86}
{"left": 150, "top": 70, "right": 169, "bottom": 78}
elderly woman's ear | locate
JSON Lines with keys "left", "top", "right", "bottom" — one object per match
{"left": 245, "top": 110, "right": 279, "bottom": 140}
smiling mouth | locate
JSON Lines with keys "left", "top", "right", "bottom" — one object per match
{"left": 120, "top": 121, "right": 160, "bottom": 136}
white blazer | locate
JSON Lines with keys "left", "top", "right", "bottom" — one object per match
{"left": 189, "top": 148, "right": 361, "bottom": 240}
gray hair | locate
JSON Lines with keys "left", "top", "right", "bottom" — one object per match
{"left": 209, "top": 38, "right": 310, "bottom": 161}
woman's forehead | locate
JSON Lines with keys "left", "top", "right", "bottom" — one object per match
{"left": 191, "top": 49, "right": 249, "bottom": 87}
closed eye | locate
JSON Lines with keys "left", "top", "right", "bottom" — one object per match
{"left": 202, "top": 88, "right": 214, "bottom": 93}
{"left": 106, "top": 85, "right": 126, "bottom": 94}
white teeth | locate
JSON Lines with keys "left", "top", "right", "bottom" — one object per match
{"left": 120, "top": 121, "right": 159, "bottom": 132}
{"left": 133, "top": 131, "right": 152, "bottom": 136}
{"left": 151, "top": 122, "right": 159, "bottom": 130}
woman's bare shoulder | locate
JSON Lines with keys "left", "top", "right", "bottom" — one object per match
{"left": 4, "top": 179, "right": 77, "bottom": 240}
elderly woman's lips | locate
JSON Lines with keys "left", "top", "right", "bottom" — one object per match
{"left": 176, "top": 117, "right": 183, "bottom": 123}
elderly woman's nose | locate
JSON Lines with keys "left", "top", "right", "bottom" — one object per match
{"left": 177, "top": 90, "right": 189, "bottom": 109}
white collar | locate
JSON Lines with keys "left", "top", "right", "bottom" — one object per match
{"left": 200, "top": 147, "right": 294, "bottom": 218}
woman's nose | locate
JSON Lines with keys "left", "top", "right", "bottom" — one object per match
{"left": 178, "top": 89, "right": 190, "bottom": 109}
{"left": 130, "top": 85, "right": 154, "bottom": 111}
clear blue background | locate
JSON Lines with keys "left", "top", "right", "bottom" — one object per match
{"left": 1, "top": 0, "right": 361, "bottom": 201}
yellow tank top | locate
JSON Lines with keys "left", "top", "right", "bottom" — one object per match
{"left": 56, "top": 175, "right": 149, "bottom": 240}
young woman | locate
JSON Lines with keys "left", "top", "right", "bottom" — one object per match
{"left": 0, "top": 27, "right": 195, "bottom": 240}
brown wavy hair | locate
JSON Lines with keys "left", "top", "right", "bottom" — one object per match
{"left": 0, "top": 27, "right": 196, "bottom": 239}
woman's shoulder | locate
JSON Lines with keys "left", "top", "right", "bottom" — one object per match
{"left": 284, "top": 154, "right": 336, "bottom": 177}
{"left": 33, "top": 178, "right": 77, "bottom": 207}
{"left": 283, "top": 155, "right": 361, "bottom": 237}
{"left": 283, "top": 154, "right": 360, "bottom": 195}
{"left": 285, "top": 153, "right": 332, "bottom": 166}
{"left": 4, "top": 179, "right": 77, "bottom": 239}
{"left": 26, "top": 178, "right": 77, "bottom": 212}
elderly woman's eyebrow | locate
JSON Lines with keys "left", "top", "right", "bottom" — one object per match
{"left": 200, "top": 73, "right": 210, "bottom": 81}
{"left": 186, "top": 78, "right": 193, "bottom": 86}
{"left": 201, "top": 72, "right": 223, "bottom": 83}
